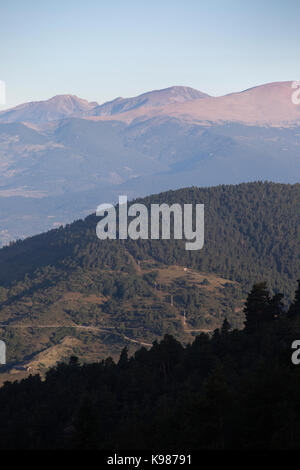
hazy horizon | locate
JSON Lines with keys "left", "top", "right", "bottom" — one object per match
{"left": 0, "top": 79, "right": 298, "bottom": 111}
{"left": 1, "top": 0, "right": 300, "bottom": 109}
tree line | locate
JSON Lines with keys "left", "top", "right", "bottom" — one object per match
{"left": 0, "top": 279, "right": 300, "bottom": 449}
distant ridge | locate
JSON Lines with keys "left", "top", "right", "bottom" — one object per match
{"left": 0, "top": 94, "right": 98, "bottom": 123}
{"left": 1, "top": 82, "right": 300, "bottom": 126}
{"left": 90, "top": 86, "right": 210, "bottom": 116}
{"left": 107, "top": 80, "right": 300, "bottom": 126}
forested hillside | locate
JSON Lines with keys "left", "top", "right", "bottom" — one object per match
{"left": 0, "top": 280, "right": 300, "bottom": 449}
{"left": 0, "top": 182, "right": 299, "bottom": 373}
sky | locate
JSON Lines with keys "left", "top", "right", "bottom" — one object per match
{"left": 1, "top": 0, "right": 300, "bottom": 109}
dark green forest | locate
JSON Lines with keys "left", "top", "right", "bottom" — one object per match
{"left": 1, "top": 181, "right": 299, "bottom": 294}
{"left": 0, "top": 181, "right": 299, "bottom": 367}
{"left": 0, "top": 280, "right": 300, "bottom": 450}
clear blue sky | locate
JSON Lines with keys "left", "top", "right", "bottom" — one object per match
{"left": 1, "top": 0, "right": 300, "bottom": 108}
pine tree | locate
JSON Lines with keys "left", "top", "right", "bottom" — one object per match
{"left": 269, "top": 292, "right": 284, "bottom": 319}
{"left": 221, "top": 318, "right": 231, "bottom": 335}
{"left": 118, "top": 346, "right": 129, "bottom": 368}
{"left": 244, "top": 282, "right": 271, "bottom": 332}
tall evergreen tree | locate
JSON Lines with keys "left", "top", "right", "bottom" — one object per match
{"left": 221, "top": 318, "right": 231, "bottom": 335}
{"left": 269, "top": 292, "right": 285, "bottom": 319}
{"left": 244, "top": 282, "right": 271, "bottom": 332}
{"left": 118, "top": 347, "right": 129, "bottom": 368}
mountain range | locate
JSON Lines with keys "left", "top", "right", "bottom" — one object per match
{"left": 0, "top": 81, "right": 299, "bottom": 245}
{"left": 1, "top": 81, "right": 299, "bottom": 125}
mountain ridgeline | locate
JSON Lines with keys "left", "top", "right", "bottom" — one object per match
{"left": 0, "top": 182, "right": 298, "bottom": 291}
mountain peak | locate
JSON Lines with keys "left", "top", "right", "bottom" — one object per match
{"left": 47, "top": 94, "right": 98, "bottom": 106}
{"left": 0, "top": 94, "right": 98, "bottom": 123}
{"left": 91, "top": 86, "right": 210, "bottom": 116}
